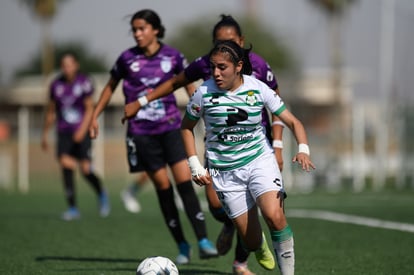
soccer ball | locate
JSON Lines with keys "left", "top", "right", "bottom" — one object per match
{"left": 136, "top": 256, "right": 179, "bottom": 275}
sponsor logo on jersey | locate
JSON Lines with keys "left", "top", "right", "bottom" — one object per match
{"left": 140, "top": 77, "right": 161, "bottom": 87}
{"left": 219, "top": 133, "right": 254, "bottom": 142}
{"left": 209, "top": 95, "right": 219, "bottom": 104}
{"left": 130, "top": 61, "right": 140, "bottom": 72}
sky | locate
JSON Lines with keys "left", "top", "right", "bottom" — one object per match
{"left": 1, "top": 0, "right": 414, "bottom": 101}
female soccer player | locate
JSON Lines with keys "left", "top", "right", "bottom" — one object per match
{"left": 88, "top": 9, "right": 217, "bottom": 264}
{"left": 181, "top": 40, "right": 315, "bottom": 275}
{"left": 123, "top": 14, "right": 284, "bottom": 275}
{"left": 41, "top": 52, "right": 110, "bottom": 221}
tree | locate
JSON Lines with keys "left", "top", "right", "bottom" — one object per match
{"left": 14, "top": 40, "right": 108, "bottom": 77}
{"left": 18, "top": 0, "right": 69, "bottom": 76}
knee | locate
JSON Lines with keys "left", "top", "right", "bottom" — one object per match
{"left": 263, "top": 209, "right": 287, "bottom": 231}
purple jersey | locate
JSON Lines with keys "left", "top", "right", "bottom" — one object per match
{"left": 184, "top": 52, "right": 278, "bottom": 131}
{"left": 49, "top": 73, "right": 93, "bottom": 134}
{"left": 111, "top": 44, "right": 187, "bottom": 135}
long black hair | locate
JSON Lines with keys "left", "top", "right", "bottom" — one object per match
{"left": 130, "top": 9, "right": 165, "bottom": 39}
{"left": 209, "top": 40, "right": 252, "bottom": 75}
{"left": 212, "top": 14, "right": 242, "bottom": 43}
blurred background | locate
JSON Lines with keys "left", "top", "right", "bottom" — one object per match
{"left": 1, "top": 0, "right": 413, "bottom": 194}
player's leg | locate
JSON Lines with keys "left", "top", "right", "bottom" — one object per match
{"left": 147, "top": 167, "right": 190, "bottom": 264}
{"left": 120, "top": 172, "right": 149, "bottom": 213}
{"left": 59, "top": 154, "right": 80, "bottom": 220}
{"left": 57, "top": 134, "right": 80, "bottom": 220}
{"left": 205, "top": 182, "right": 235, "bottom": 255}
{"left": 221, "top": 193, "right": 275, "bottom": 272}
{"left": 252, "top": 153, "right": 294, "bottom": 275}
{"left": 166, "top": 129, "right": 217, "bottom": 260}
{"left": 257, "top": 191, "right": 294, "bottom": 275}
{"left": 170, "top": 159, "right": 218, "bottom": 260}
{"left": 132, "top": 133, "right": 191, "bottom": 264}
{"left": 77, "top": 135, "right": 109, "bottom": 217}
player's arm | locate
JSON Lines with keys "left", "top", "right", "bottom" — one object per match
{"left": 271, "top": 87, "right": 285, "bottom": 171}
{"left": 89, "top": 77, "right": 119, "bottom": 139}
{"left": 277, "top": 109, "right": 315, "bottom": 172}
{"left": 181, "top": 115, "right": 211, "bottom": 186}
{"left": 41, "top": 100, "right": 56, "bottom": 151}
{"left": 123, "top": 71, "right": 191, "bottom": 119}
{"left": 74, "top": 96, "right": 94, "bottom": 143}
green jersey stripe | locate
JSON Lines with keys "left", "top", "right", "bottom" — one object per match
{"left": 208, "top": 142, "right": 263, "bottom": 154}
{"left": 209, "top": 147, "right": 265, "bottom": 171}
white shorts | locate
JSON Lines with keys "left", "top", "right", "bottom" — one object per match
{"left": 210, "top": 153, "right": 284, "bottom": 219}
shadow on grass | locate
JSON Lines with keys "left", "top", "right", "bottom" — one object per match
{"left": 35, "top": 256, "right": 231, "bottom": 274}
{"left": 36, "top": 255, "right": 139, "bottom": 263}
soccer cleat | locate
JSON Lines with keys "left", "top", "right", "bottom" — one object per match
{"left": 61, "top": 207, "right": 80, "bottom": 221}
{"left": 233, "top": 261, "right": 256, "bottom": 275}
{"left": 176, "top": 242, "right": 191, "bottom": 265}
{"left": 255, "top": 234, "right": 276, "bottom": 270}
{"left": 216, "top": 223, "right": 235, "bottom": 255}
{"left": 120, "top": 188, "right": 141, "bottom": 213}
{"left": 99, "top": 191, "right": 110, "bottom": 217}
{"left": 198, "top": 238, "right": 219, "bottom": 259}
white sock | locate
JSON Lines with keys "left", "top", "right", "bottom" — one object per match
{"left": 273, "top": 237, "right": 295, "bottom": 275}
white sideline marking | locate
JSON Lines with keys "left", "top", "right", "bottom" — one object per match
{"left": 287, "top": 209, "right": 414, "bottom": 233}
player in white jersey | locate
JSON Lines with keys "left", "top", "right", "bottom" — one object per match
{"left": 181, "top": 40, "right": 315, "bottom": 275}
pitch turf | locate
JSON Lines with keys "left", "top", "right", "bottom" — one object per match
{"left": 1, "top": 177, "right": 413, "bottom": 274}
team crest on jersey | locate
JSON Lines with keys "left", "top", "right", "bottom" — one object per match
{"left": 160, "top": 59, "right": 172, "bottom": 73}
{"left": 130, "top": 61, "right": 140, "bottom": 72}
{"left": 245, "top": 91, "right": 257, "bottom": 106}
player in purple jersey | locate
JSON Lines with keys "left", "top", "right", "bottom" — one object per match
{"left": 41, "top": 52, "right": 110, "bottom": 221}
{"left": 123, "top": 15, "right": 285, "bottom": 275}
{"left": 88, "top": 9, "right": 217, "bottom": 265}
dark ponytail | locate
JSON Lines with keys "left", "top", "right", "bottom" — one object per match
{"left": 209, "top": 40, "right": 252, "bottom": 75}
{"left": 212, "top": 14, "right": 242, "bottom": 43}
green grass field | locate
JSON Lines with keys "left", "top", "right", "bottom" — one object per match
{"left": 1, "top": 177, "right": 414, "bottom": 275}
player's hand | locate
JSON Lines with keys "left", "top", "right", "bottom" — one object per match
{"left": 188, "top": 156, "right": 211, "bottom": 186}
{"left": 41, "top": 135, "right": 48, "bottom": 152}
{"left": 192, "top": 172, "right": 212, "bottom": 186}
{"left": 292, "top": 153, "right": 315, "bottom": 172}
{"left": 89, "top": 119, "right": 99, "bottom": 139}
{"left": 274, "top": 147, "right": 284, "bottom": 171}
{"left": 73, "top": 130, "right": 85, "bottom": 143}
{"left": 122, "top": 101, "right": 141, "bottom": 124}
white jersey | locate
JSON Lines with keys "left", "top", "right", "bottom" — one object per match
{"left": 185, "top": 74, "right": 286, "bottom": 171}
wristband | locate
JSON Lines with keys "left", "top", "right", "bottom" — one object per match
{"left": 188, "top": 155, "right": 206, "bottom": 177}
{"left": 272, "top": 121, "right": 285, "bottom": 127}
{"left": 298, "top": 143, "right": 310, "bottom": 155}
{"left": 138, "top": 96, "right": 148, "bottom": 107}
{"left": 272, "top": 139, "right": 283, "bottom": 148}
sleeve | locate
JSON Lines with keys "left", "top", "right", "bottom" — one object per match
{"left": 185, "top": 85, "right": 206, "bottom": 121}
{"left": 109, "top": 55, "right": 126, "bottom": 81}
{"left": 82, "top": 77, "right": 94, "bottom": 97}
{"left": 261, "top": 82, "right": 285, "bottom": 115}
{"left": 184, "top": 56, "right": 205, "bottom": 82}
{"left": 252, "top": 54, "right": 278, "bottom": 90}
{"left": 174, "top": 52, "right": 188, "bottom": 74}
